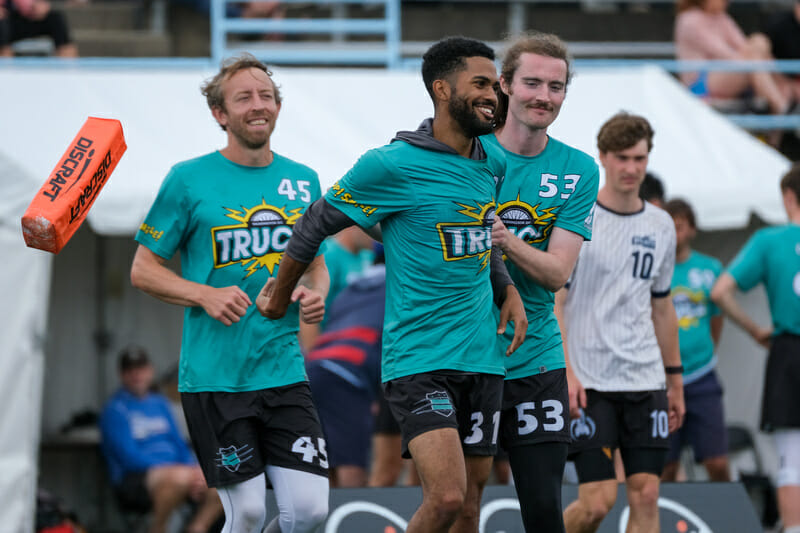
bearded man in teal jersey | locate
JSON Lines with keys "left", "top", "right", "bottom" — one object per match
{"left": 258, "top": 37, "right": 528, "bottom": 533}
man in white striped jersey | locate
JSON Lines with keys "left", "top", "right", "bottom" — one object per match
{"left": 556, "top": 112, "right": 685, "bottom": 533}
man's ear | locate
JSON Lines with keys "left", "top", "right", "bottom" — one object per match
{"left": 211, "top": 106, "right": 227, "bottom": 128}
{"left": 432, "top": 78, "right": 451, "bottom": 103}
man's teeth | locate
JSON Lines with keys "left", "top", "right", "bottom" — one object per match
{"left": 477, "top": 106, "right": 494, "bottom": 117}
{"left": 249, "top": 119, "right": 267, "bottom": 125}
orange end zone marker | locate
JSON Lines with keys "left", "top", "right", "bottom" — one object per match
{"left": 21, "top": 117, "right": 127, "bottom": 254}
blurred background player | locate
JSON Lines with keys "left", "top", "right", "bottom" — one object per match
{"left": 99, "top": 347, "right": 223, "bottom": 533}
{"left": 557, "top": 112, "right": 685, "bottom": 533}
{"left": 639, "top": 172, "right": 665, "bottom": 208}
{"left": 306, "top": 244, "right": 385, "bottom": 487}
{"left": 711, "top": 163, "right": 800, "bottom": 533}
{"left": 662, "top": 198, "right": 729, "bottom": 482}
{"left": 486, "top": 31, "right": 599, "bottom": 533}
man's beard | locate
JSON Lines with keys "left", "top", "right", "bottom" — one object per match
{"left": 449, "top": 93, "right": 494, "bottom": 138}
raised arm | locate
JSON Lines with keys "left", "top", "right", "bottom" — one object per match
{"left": 130, "top": 244, "right": 251, "bottom": 326}
{"left": 651, "top": 295, "right": 685, "bottom": 432}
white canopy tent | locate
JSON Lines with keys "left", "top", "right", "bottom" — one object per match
{"left": 0, "top": 65, "right": 790, "bottom": 530}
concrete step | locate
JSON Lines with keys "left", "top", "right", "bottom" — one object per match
{"left": 73, "top": 29, "right": 171, "bottom": 57}
{"left": 55, "top": 1, "right": 147, "bottom": 32}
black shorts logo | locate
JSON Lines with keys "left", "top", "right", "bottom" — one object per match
{"left": 215, "top": 444, "right": 255, "bottom": 472}
{"left": 412, "top": 391, "right": 454, "bottom": 418}
{"left": 570, "top": 409, "right": 596, "bottom": 441}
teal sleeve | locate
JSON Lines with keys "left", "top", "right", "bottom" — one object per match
{"left": 727, "top": 232, "right": 766, "bottom": 291}
{"left": 554, "top": 163, "right": 600, "bottom": 240}
{"left": 325, "top": 149, "right": 415, "bottom": 227}
{"left": 134, "top": 168, "right": 189, "bottom": 260}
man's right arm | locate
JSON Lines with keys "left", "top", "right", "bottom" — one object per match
{"left": 130, "top": 245, "right": 251, "bottom": 326}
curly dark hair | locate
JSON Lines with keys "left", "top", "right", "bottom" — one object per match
{"left": 421, "top": 36, "right": 495, "bottom": 103}
{"left": 665, "top": 198, "right": 697, "bottom": 228}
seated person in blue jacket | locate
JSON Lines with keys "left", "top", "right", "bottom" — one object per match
{"left": 100, "top": 347, "right": 223, "bottom": 533}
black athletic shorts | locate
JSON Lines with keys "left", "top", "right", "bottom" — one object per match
{"left": 181, "top": 382, "right": 329, "bottom": 488}
{"left": 761, "top": 334, "right": 800, "bottom": 432}
{"left": 568, "top": 389, "right": 669, "bottom": 482}
{"left": 374, "top": 388, "right": 401, "bottom": 435}
{"left": 499, "top": 369, "right": 572, "bottom": 450}
{"left": 382, "top": 371, "right": 503, "bottom": 459}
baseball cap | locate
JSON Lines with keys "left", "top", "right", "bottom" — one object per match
{"left": 118, "top": 346, "right": 151, "bottom": 371}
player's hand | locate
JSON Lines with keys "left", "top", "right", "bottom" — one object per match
{"left": 293, "top": 286, "right": 325, "bottom": 324}
{"left": 199, "top": 285, "right": 251, "bottom": 326}
{"left": 666, "top": 375, "right": 685, "bottom": 433}
{"left": 752, "top": 326, "right": 773, "bottom": 348}
{"left": 189, "top": 466, "right": 208, "bottom": 500}
{"left": 498, "top": 285, "right": 527, "bottom": 356}
{"left": 566, "top": 368, "right": 586, "bottom": 419}
{"left": 257, "top": 277, "right": 290, "bottom": 320}
{"left": 492, "top": 217, "right": 513, "bottom": 252}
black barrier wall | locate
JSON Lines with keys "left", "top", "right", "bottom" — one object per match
{"left": 266, "top": 483, "right": 762, "bottom": 533}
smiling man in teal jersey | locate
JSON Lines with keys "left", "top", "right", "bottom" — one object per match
{"left": 712, "top": 163, "right": 800, "bottom": 533}
{"left": 484, "top": 32, "right": 599, "bottom": 533}
{"left": 662, "top": 198, "right": 730, "bottom": 484}
{"left": 258, "top": 37, "right": 528, "bottom": 533}
{"left": 130, "top": 54, "right": 330, "bottom": 533}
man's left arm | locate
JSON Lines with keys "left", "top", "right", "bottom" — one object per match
{"left": 652, "top": 295, "right": 685, "bottom": 432}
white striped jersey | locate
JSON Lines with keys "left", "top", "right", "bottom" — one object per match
{"left": 563, "top": 201, "right": 676, "bottom": 391}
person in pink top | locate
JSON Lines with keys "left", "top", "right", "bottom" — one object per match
{"left": 674, "top": 0, "right": 797, "bottom": 115}
{"left": 0, "top": 0, "right": 78, "bottom": 57}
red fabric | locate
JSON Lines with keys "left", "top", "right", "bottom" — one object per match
{"left": 315, "top": 326, "right": 379, "bottom": 346}
{"left": 40, "top": 524, "right": 75, "bottom": 533}
{"left": 306, "top": 345, "right": 367, "bottom": 365}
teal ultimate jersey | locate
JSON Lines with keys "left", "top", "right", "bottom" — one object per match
{"left": 135, "top": 151, "right": 322, "bottom": 392}
{"left": 482, "top": 134, "right": 599, "bottom": 379}
{"left": 671, "top": 250, "right": 722, "bottom": 382}
{"left": 325, "top": 138, "right": 506, "bottom": 382}
{"left": 727, "top": 224, "right": 800, "bottom": 336}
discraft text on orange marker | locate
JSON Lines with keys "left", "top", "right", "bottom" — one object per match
{"left": 21, "top": 117, "right": 127, "bottom": 254}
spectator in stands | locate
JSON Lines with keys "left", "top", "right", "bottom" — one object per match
{"left": 765, "top": 0, "right": 800, "bottom": 95}
{"left": 0, "top": 0, "right": 77, "bottom": 57}
{"left": 639, "top": 172, "right": 665, "bottom": 208}
{"left": 99, "top": 347, "right": 223, "bottom": 533}
{"left": 711, "top": 163, "right": 800, "bottom": 533}
{"left": 306, "top": 244, "right": 385, "bottom": 487}
{"left": 674, "top": 0, "right": 795, "bottom": 115}
{"left": 662, "top": 198, "right": 730, "bottom": 482}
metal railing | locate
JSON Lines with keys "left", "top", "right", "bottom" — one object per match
{"left": 210, "top": 0, "right": 401, "bottom": 67}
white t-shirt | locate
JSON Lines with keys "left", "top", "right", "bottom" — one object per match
{"left": 564, "top": 201, "right": 676, "bottom": 391}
